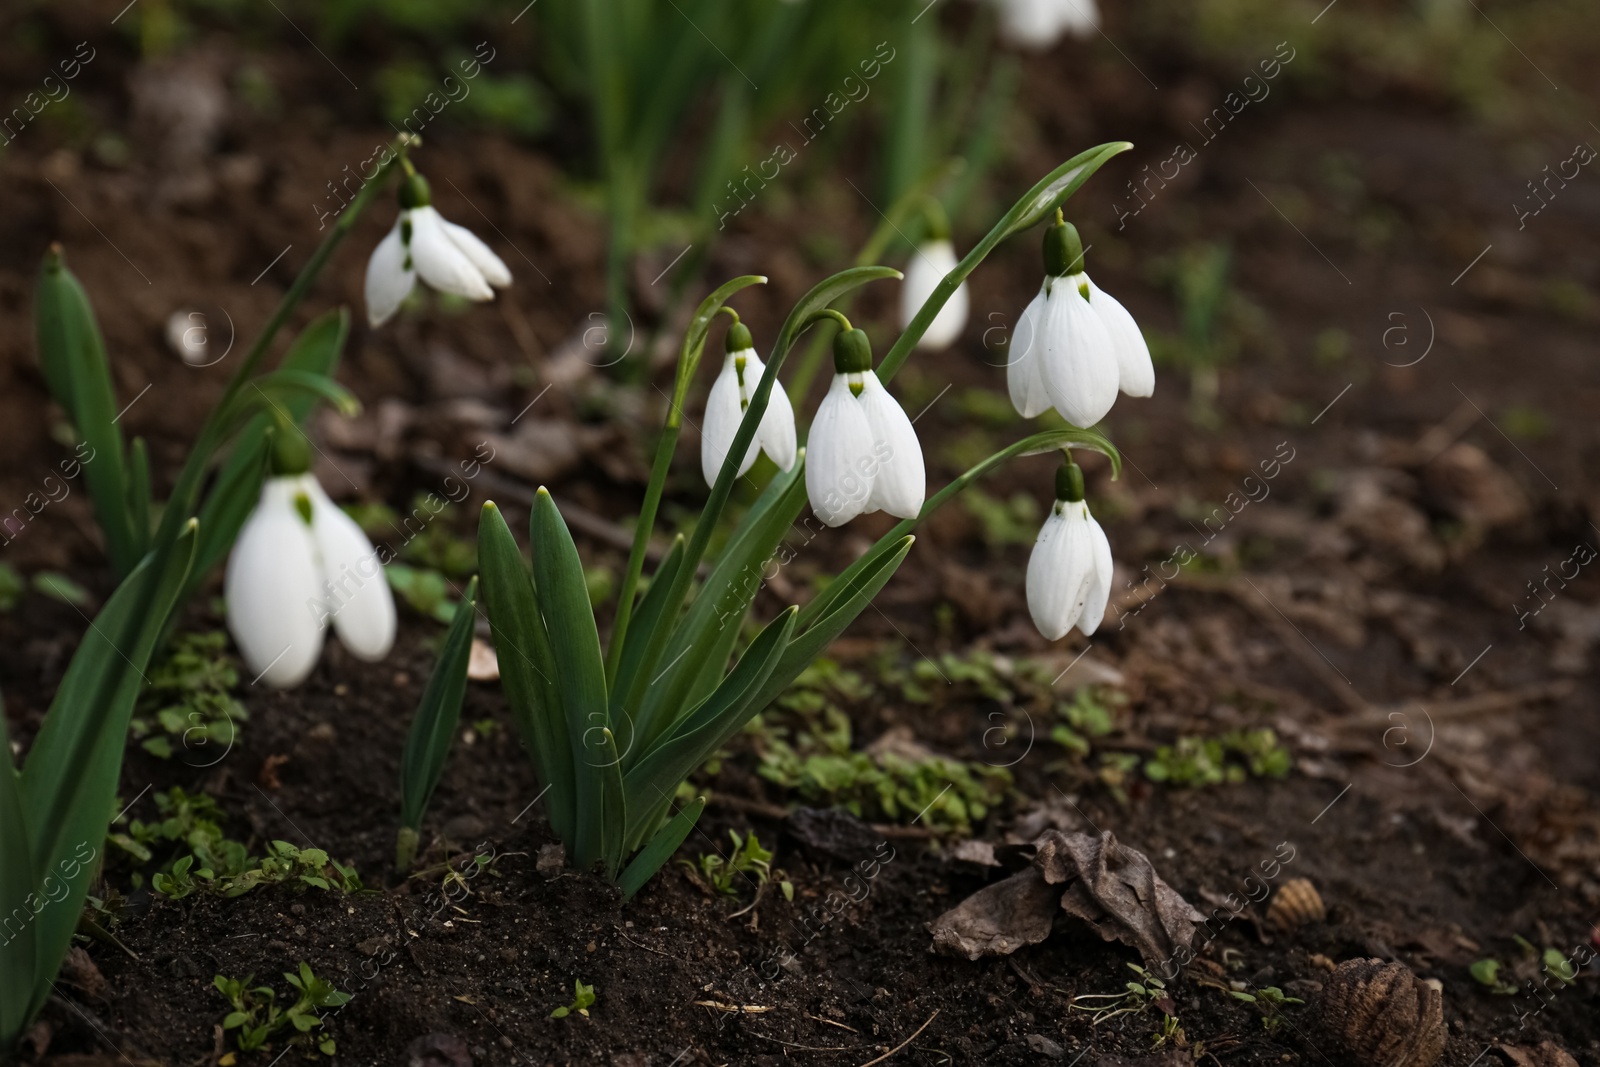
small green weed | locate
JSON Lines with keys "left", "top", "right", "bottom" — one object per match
{"left": 548, "top": 979, "right": 595, "bottom": 1020}
{"left": 1229, "top": 985, "right": 1303, "bottom": 1032}
{"left": 214, "top": 963, "right": 351, "bottom": 1056}
{"left": 683, "top": 830, "right": 792, "bottom": 901}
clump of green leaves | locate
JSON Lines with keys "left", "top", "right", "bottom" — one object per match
{"left": 683, "top": 829, "right": 792, "bottom": 901}
{"left": 108, "top": 787, "right": 361, "bottom": 898}
{"left": 1472, "top": 936, "right": 1581, "bottom": 997}
{"left": 1230, "top": 985, "right": 1303, "bottom": 1033}
{"left": 548, "top": 979, "right": 595, "bottom": 1020}
{"left": 130, "top": 631, "right": 247, "bottom": 759}
{"left": 1143, "top": 729, "right": 1291, "bottom": 787}
{"left": 215, "top": 963, "right": 351, "bottom": 1056}
{"left": 1071, "top": 963, "right": 1178, "bottom": 1029}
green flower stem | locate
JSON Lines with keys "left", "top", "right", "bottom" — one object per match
{"left": 151, "top": 136, "right": 410, "bottom": 551}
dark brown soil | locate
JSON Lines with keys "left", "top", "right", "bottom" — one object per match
{"left": 3, "top": 2, "right": 1599, "bottom": 1065}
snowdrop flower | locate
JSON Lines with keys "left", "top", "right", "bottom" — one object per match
{"left": 225, "top": 433, "right": 396, "bottom": 688}
{"left": 1008, "top": 214, "right": 1151, "bottom": 426}
{"left": 899, "top": 237, "right": 968, "bottom": 350}
{"left": 1026, "top": 460, "right": 1112, "bottom": 640}
{"left": 806, "top": 321, "right": 925, "bottom": 527}
{"left": 995, "top": 0, "right": 1100, "bottom": 50}
{"left": 365, "top": 170, "right": 511, "bottom": 328}
{"left": 700, "top": 319, "right": 797, "bottom": 487}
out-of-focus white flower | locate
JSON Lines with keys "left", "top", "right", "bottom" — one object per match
{"left": 226, "top": 468, "right": 396, "bottom": 688}
{"left": 701, "top": 321, "right": 797, "bottom": 487}
{"left": 806, "top": 327, "right": 925, "bottom": 527}
{"left": 1026, "top": 461, "right": 1112, "bottom": 639}
{"left": 365, "top": 172, "right": 510, "bottom": 328}
{"left": 165, "top": 309, "right": 213, "bottom": 366}
{"left": 899, "top": 238, "right": 969, "bottom": 350}
{"left": 995, "top": 0, "right": 1100, "bottom": 50}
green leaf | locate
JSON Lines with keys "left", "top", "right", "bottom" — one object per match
{"left": 619, "top": 796, "right": 704, "bottom": 901}
{"left": 127, "top": 436, "right": 151, "bottom": 558}
{"left": 34, "top": 247, "right": 136, "bottom": 575}
{"left": 623, "top": 607, "right": 796, "bottom": 846}
{"left": 596, "top": 729, "right": 626, "bottom": 880}
{"left": 750, "top": 537, "right": 914, "bottom": 716}
{"left": 235, "top": 368, "right": 360, "bottom": 422}
{"left": 630, "top": 461, "right": 807, "bottom": 752}
{"left": 31, "top": 571, "right": 91, "bottom": 607}
{"left": 19, "top": 519, "right": 198, "bottom": 1019}
{"left": 187, "top": 309, "right": 349, "bottom": 602}
{"left": 476, "top": 503, "right": 574, "bottom": 843}
{"left": 399, "top": 576, "right": 479, "bottom": 833}
{"left": 0, "top": 709, "right": 37, "bottom": 1048}
{"left": 530, "top": 489, "right": 611, "bottom": 870}
{"left": 608, "top": 534, "right": 685, "bottom": 722}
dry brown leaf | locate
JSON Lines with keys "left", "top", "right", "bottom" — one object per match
{"left": 1498, "top": 1043, "right": 1581, "bottom": 1067}
{"left": 928, "top": 867, "right": 1059, "bottom": 960}
{"left": 1036, "top": 830, "right": 1205, "bottom": 969}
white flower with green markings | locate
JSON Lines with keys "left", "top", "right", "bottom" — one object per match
{"left": 1008, "top": 213, "right": 1150, "bottom": 427}
{"left": 806, "top": 320, "right": 925, "bottom": 527}
{"left": 701, "top": 319, "right": 797, "bottom": 487}
{"left": 226, "top": 434, "right": 396, "bottom": 688}
{"left": 365, "top": 170, "right": 511, "bottom": 328}
{"left": 1026, "top": 460, "right": 1112, "bottom": 639}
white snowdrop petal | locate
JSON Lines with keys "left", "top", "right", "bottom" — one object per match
{"left": 440, "top": 217, "right": 512, "bottom": 288}
{"left": 997, "top": 0, "right": 1066, "bottom": 49}
{"left": 806, "top": 375, "right": 877, "bottom": 527}
{"left": 757, "top": 374, "right": 799, "bottom": 472}
{"left": 1061, "top": 0, "right": 1100, "bottom": 35}
{"left": 1076, "top": 509, "right": 1114, "bottom": 636}
{"left": 901, "top": 240, "right": 968, "bottom": 350}
{"left": 857, "top": 373, "right": 926, "bottom": 520}
{"left": 700, "top": 355, "right": 758, "bottom": 487}
{"left": 364, "top": 220, "right": 415, "bottom": 328}
{"left": 1040, "top": 278, "right": 1120, "bottom": 428}
{"left": 1025, "top": 503, "right": 1097, "bottom": 641}
{"left": 1086, "top": 276, "right": 1154, "bottom": 398}
{"left": 1007, "top": 286, "right": 1054, "bottom": 419}
{"left": 306, "top": 478, "right": 397, "bottom": 662}
{"left": 408, "top": 206, "right": 494, "bottom": 301}
{"left": 225, "top": 477, "right": 327, "bottom": 688}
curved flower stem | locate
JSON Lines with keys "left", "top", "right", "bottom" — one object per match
{"left": 150, "top": 136, "right": 410, "bottom": 551}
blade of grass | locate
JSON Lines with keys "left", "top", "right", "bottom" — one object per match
{"left": 618, "top": 796, "right": 704, "bottom": 901}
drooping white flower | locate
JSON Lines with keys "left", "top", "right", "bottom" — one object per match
{"left": 1006, "top": 216, "right": 1151, "bottom": 427}
{"left": 701, "top": 321, "right": 797, "bottom": 487}
{"left": 226, "top": 471, "right": 397, "bottom": 688}
{"left": 1026, "top": 461, "right": 1112, "bottom": 640}
{"left": 806, "top": 327, "right": 925, "bottom": 527}
{"left": 365, "top": 172, "right": 511, "bottom": 328}
{"left": 899, "top": 238, "right": 969, "bottom": 350}
{"left": 995, "top": 0, "right": 1100, "bottom": 50}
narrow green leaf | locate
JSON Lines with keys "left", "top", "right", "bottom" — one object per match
{"left": 619, "top": 796, "right": 704, "bottom": 901}
{"left": 609, "top": 534, "right": 685, "bottom": 725}
{"left": 21, "top": 519, "right": 198, "bottom": 1017}
{"left": 477, "top": 502, "right": 574, "bottom": 843}
{"left": 752, "top": 538, "right": 914, "bottom": 716}
{"left": 531, "top": 489, "right": 611, "bottom": 869}
{"left": 34, "top": 247, "right": 135, "bottom": 575}
{"left": 596, "top": 729, "right": 626, "bottom": 880}
{"left": 126, "top": 436, "right": 151, "bottom": 559}
{"left": 623, "top": 607, "right": 796, "bottom": 845}
{"left": 631, "top": 460, "right": 807, "bottom": 750}
{"left": 667, "top": 274, "right": 768, "bottom": 428}
{"left": 0, "top": 709, "right": 37, "bottom": 1048}
{"left": 399, "top": 577, "right": 479, "bottom": 831}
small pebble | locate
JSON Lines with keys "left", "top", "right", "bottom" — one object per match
{"left": 1026, "top": 1034, "right": 1065, "bottom": 1060}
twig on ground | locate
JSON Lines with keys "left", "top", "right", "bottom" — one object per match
{"left": 857, "top": 1009, "right": 939, "bottom": 1067}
